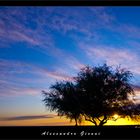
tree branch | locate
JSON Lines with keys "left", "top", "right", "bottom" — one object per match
{"left": 84, "top": 116, "right": 97, "bottom": 126}
{"left": 96, "top": 117, "right": 101, "bottom": 122}
{"left": 99, "top": 115, "right": 108, "bottom": 126}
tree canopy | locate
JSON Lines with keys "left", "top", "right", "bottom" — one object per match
{"left": 42, "top": 64, "right": 140, "bottom": 126}
{"left": 42, "top": 82, "right": 82, "bottom": 126}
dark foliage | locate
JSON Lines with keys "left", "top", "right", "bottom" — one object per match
{"left": 42, "top": 64, "right": 140, "bottom": 126}
{"left": 42, "top": 82, "right": 82, "bottom": 126}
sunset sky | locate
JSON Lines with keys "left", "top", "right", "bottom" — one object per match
{"left": 0, "top": 6, "right": 140, "bottom": 126}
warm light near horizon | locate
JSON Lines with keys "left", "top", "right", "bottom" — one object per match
{"left": 113, "top": 114, "right": 119, "bottom": 120}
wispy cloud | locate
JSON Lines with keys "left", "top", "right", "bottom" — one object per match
{"left": 88, "top": 7, "right": 115, "bottom": 25}
{"left": 1, "top": 7, "right": 140, "bottom": 120}
{"left": 0, "top": 8, "right": 60, "bottom": 60}
{"left": 0, "top": 85, "right": 44, "bottom": 97}
{"left": 64, "top": 56, "right": 85, "bottom": 71}
{"left": 87, "top": 46, "right": 135, "bottom": 65}
{"left": 1, "top": 7, "right": 140, "bottom": 83}
{"left": 0, "top": 7, "right": 86, "bottom": 73}
{"left": 0, "top": 114, "right": 57, "bottom": 121}
{"left": 115, "top": 24, "right": 140, "bottom": 40}
{"left": 0, "top": 59, "right": 73, "bottom": 80}
{"left": 0, "top": 59, "right": 74, "bottom": 97}
{"left": 79, "top": 43, "right": 140, "bottom": 75}
{"left": 132, "top": 85, "right": 140, "bottom": 104}
{"left": 39, "top": 69, "right": 74, "bottom": 82}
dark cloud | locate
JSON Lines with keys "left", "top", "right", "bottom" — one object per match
{"left": 1, "top": 114, "right": 56, "bottom": 121}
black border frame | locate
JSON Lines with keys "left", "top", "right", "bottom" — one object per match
{"left": 0, "top": 0, "right": 140, "bottom": 6}
{"left": 0, "top": 0, "right": 140, "bottom": 139}
{"left": 0, "top": 126, "right": 140, "bottom": 139}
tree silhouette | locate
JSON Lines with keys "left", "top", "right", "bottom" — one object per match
{"left": 75, "top": 64, "right": 139, "bottom": 126}
{"left": 42, "top": 64, "right": 140, "bottom": 126}
{"left": 42, "top": 82, "right": 82, "bottom": 126}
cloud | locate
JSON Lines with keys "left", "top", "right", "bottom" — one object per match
{"left": 132, "top": 85, "right": 140, "bottom": 104}
{"left": 0, "top": 7, "right": 138, "bottom": 56}
{"left": 0, "top": 7, "right": 86, "bottom": 73}
{"left": 80, "top": 44, "right": 133, "bottom": 64}
{"left": 63, "top": 56, "right": 85, "bottom": 71}
{"left": 115, "top": 24, "right": 140, "bottom": 41}
{"left": 0, "top": 85, "right": 44, "bottom": 97}
{"left": 1, "top": 114, "right": 57, "bottom": 121}
{"left": 1, "top": 7, "right": 140, "bottom": 99}
{"left": 45, "top": 7, "right": 115, "bottom": 43}
{"left": 0, "top": 8, "right": 58, "bottom": 59}
{"left": 0, "top": 59, "right": 73, "bottom": 81}
{"left": 93, "top": 9, "right": 140, "bottom": 41}
{"left": 0, "top": 7, "right": 120, "bottom": 74}
{"left": 79, "top": 43, "right": 140, "bottom": 75}
{"left": 39, "top": 69, "right": 74, "bottom": 82}
{"left": 0, "top": 59, "right": 74, "bottom": 97}
{"left": 88, "top": 7, "right": 115, "bottom": 25}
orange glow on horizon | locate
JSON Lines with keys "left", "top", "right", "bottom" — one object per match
{"left": 0, "top": 115, "right": 139, "bottom": 126}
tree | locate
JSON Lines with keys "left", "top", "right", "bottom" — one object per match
{"left": 42, "top": 64, "right": 140, "bottom": 126}
{"left": 75, "top": 64, "right": 138, "bottom": 126}
{"left": 42, "top": 82, "right": 82, "bottom": 126}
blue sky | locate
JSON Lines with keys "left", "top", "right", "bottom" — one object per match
{"left": 1, "top": 7, "right": 140, "bottom": 125}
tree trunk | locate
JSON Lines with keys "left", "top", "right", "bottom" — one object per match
{"left": 99, "top": 121, "right": 104, "bottom": 126}
{"left": 99, "top": 115, "right": 108, "bottom": 126}
{"left": 75, "top": 118, "right": 78, "bottom": 126}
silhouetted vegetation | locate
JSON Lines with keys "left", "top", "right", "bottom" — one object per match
{"left": 42, "top": 82, "right": 82, "bottom": 126}
{"left": 42, "top": 64, "right": 140, "bottom": 126}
